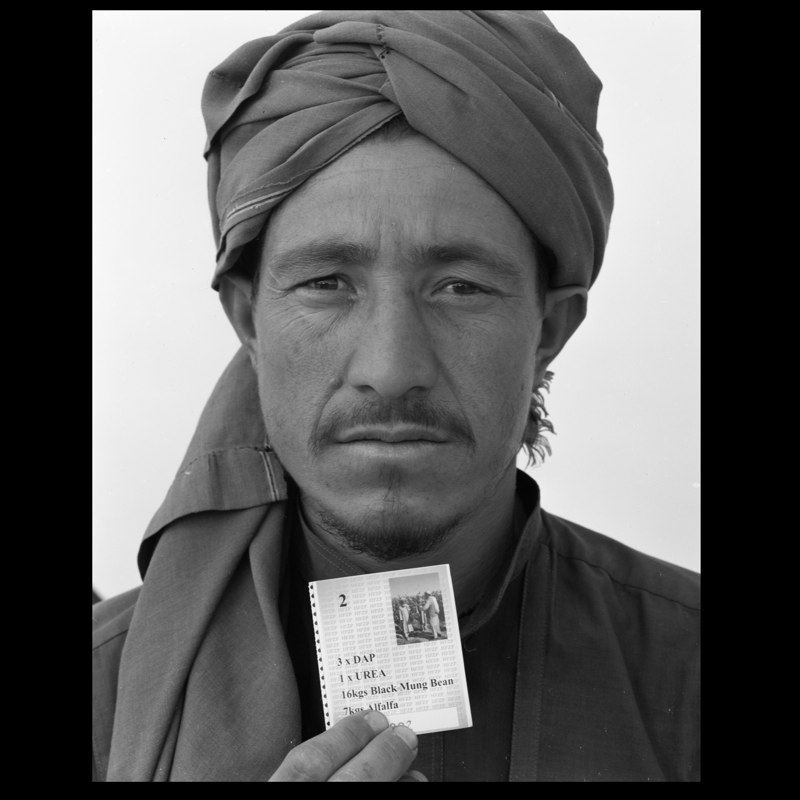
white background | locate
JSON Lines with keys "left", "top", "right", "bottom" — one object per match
{"left": 93, "top": 10, "right": 700, "bottom": 600}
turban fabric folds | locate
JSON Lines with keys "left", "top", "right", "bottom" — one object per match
{"left": 202, "top": 10, "right": 614, "bottom": 297}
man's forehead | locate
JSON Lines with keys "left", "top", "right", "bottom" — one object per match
{"left": 274, "top": 135, "right": 514, "bottom": 215}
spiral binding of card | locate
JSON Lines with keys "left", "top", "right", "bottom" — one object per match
{"left": 308, "top": 581, "right": 331, "bottom": 729}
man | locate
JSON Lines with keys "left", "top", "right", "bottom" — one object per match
{"left": 92, "top": 10, "right": 699, "bottom": 782}
{"left": 399, "top": 601, "right": 410, "bottom": 641}
{"left": 423, "top": 593, "right": 442, "bottom": 639}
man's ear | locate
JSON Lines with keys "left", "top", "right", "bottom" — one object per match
{"left": 535, "top": 286, "right": 588, "bottom": 376}
{"left": 218, "top": 271, "right": 257, "bottom": 354}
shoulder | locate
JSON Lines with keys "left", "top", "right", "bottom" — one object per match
{"left": 540, "top": 509, "right": 700, "bottom": 613}
{"left": 535, "top": 511, "right": 700, "bottom": 780}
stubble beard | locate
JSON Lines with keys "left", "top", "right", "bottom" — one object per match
{"left": 302, "top": 468, "right": 462, "bottom": 561}
{"left": 313, "top": 502, "right": 460, "bottom": 561}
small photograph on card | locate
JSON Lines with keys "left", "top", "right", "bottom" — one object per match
{"left": 389, "top": 572, "right": 448, "bottom": 645}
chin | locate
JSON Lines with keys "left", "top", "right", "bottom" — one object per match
{"left": 314, "top": 497, "right": 462, "bottom": 562}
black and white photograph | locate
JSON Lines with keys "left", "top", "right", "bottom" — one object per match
{"left": 93, "top": 11, "right": 700, "bottom": 782}
{"left": 389, "top": 573, "right": 448, "bottom": 645}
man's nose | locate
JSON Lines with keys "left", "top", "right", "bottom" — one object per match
{"left": 344, "top": 294, "right": 439, "bottom": 399}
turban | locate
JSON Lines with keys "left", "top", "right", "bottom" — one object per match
{"left": 202, "top": 10, "right": 614, "bottom": 297}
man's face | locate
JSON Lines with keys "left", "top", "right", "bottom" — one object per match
{"left": 248, "top": 134, "right": 546, "bottom": 555}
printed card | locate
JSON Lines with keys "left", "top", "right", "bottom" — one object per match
{"left": 308, "top": 564, "right": 472, "bottom": 735}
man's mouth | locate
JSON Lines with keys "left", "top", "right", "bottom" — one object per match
{"left": 335, "top": 426, "right": 448, "bottom": 444}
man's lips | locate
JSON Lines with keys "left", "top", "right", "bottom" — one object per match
{"left": 335, "top": 426, "right": 449, "bottom": 444}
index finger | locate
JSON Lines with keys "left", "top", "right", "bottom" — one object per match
{"left": 269, "top": 711, "right": 390, "bottom": 782}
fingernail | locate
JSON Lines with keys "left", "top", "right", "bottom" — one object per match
{"left": 364, "top": 710, "right": 388, "bottom": 734}
{"left": 392, "top": 723, "right": 418, "bottom": 750}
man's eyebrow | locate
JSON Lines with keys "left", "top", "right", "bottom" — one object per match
{"left": 412, "top": 242, "right": 529, "bottom": 281}
{"left": 266, "top": 238, "right": 530, "bottom": 280}
{"left": 267, "top": 239, "right": 375, "bottom": 276}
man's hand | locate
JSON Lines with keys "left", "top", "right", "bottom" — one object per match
{"left": 269, "top": 711, "right": 427, "bottom": 782}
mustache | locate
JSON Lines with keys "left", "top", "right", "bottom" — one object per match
{"left": 310, "top": 398, "right": 476, "bottom": 454}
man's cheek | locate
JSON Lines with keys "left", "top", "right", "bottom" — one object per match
{"left": 262, "top": 326, "right": 343, "bottom": 384}
{"left": 469, "top": 365, "right": 532, "bottom": 448}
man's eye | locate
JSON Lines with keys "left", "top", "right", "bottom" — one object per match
{"left": 443, "top": 281, "right": 486, "bottom": 296}
{"left": 301, "top": 276, "right": 343, "bottom": 291}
